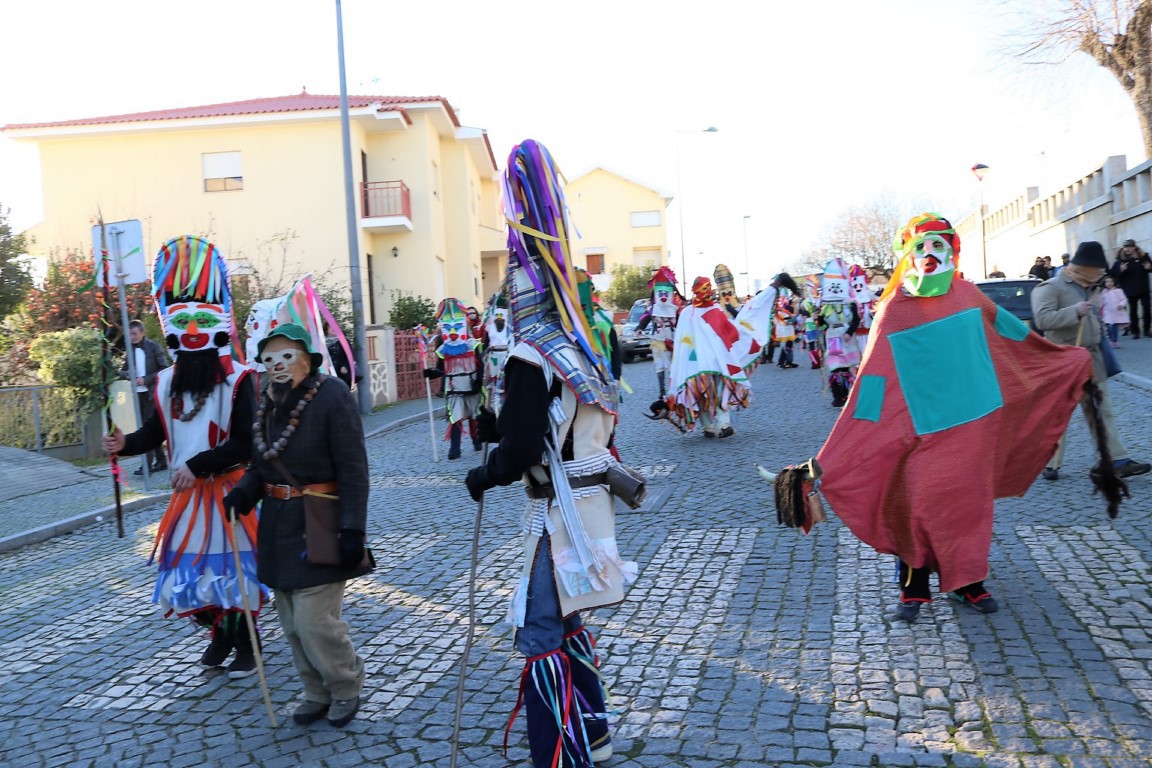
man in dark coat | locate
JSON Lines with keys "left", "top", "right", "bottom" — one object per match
{"left": 120, "top": 319, "right": 171, "bottom": 472}
{"left": 1109, "top": 239, "right": 1152, "bottom": 338}
{"left": 224, "top": 323, "right": 373, "bottom": 728}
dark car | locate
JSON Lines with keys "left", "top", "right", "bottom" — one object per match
{"left": 973, "top": 277, "right": 1041, "bottom": 329}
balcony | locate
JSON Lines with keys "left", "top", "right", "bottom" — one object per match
{"left": 361, "top": 180, "right": 413, "bottom": 232}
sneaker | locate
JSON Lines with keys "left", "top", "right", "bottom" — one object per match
{"left": 133, "top": 466, "right": 145, "bottom": 476}
{"left": 1042, "top": 467, "right": 1059, "bottom": 481}
{"left": 327, "top": 697, "right": 360, "bottom": 727}
{"left": 718, "top": 426, "right": 735, "bottom": 439}
{"left": 893, "top": 601, "right": 922, "bottom": 623}
{"left": 950, "top": 590, "right": 999, "bottom": 614}
{"left": 1115, "top": 459, "right": 1152, "bottom": 478}
{"left": 590, "top": 738, "right": 613, "bottom": 762}
{"left": 199, "top": 630, "right": 232, "bottom": 668}
{"left": 703, "top": 430, "right": 717, "bottom": 439}
{"left": 227, "top": 651, "right": 257, "bottom": 680}
{"left": 292, "top": 700, "right": 330, "bottom": 726}
{"left": 151, "top": 462, "right": 168, "bottom": 472}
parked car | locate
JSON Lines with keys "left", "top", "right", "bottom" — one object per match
{"left": 618, "top": 299, "right": 652, "bottom": 363}
{"left": 973, "top": 277, "right": 1041, "bottom": 329}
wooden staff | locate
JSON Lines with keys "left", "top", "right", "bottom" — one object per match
{"left": 228, "top": 515, "right": 277, "bottom": 727}
{"left": 97, "top": 213, "right": 125, "bottom": 538}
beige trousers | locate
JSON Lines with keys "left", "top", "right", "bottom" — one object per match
{"left": 274, "top": 582, "right": 365, "bottom": 703}
{"left": 1049, "top": 349, "right": 1127, "bottom": 469}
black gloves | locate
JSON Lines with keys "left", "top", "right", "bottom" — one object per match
{"left": 465, "top": 465, "right": 491, "bottom": 502}
{"left": 338, "top": 529, "right": 366, "bottom": 568}
{"left": 475, "top": 406, "right": 499, "bottom": 443}
{"left": 422, "top": 368, "right": 442, "bottom": 380}
{"left": 223, "top": 487, "right": 255, "bottom": 522}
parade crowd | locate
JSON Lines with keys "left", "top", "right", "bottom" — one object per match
{"left": 97, "top": 139, "right": 1149, "bottom": 768}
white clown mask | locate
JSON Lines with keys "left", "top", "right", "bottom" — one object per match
{"left": 164, "top": 301, "right": 232, "bottom": 353}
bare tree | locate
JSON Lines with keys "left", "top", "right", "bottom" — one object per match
{"left": 1019, "top": 1, "right": 1152, "bottom": 155}
{"left": 789, "top": 197, "right": 904, "bottom": 279}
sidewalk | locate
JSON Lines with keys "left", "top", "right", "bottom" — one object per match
{"left": 0, "top": 393, "right": 443, "bottom": 553}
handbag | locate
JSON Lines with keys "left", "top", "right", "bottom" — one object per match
{"left": 269, "top": 457, "right": 372, "bottom": 568}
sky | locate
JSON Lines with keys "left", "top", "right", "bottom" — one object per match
{"left": 1, "top": 0, "right": 1146, "bottom": 285}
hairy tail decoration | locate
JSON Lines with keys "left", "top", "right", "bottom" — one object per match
{"left": 1082, "top": 380, "right": 1128, "bottom": 519}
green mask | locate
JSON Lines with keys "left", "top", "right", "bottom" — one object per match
{"left": 903, "top": 269, "right": 955, "bottom": 297}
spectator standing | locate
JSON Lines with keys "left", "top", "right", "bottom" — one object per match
{"left": 120, "top": 319, "right": 171, "bottom": 473}
{"left": 1033, "top": 241, "right": 1151, "bottom": 481}
{"left": 1028, "top": 256, "right": 1052, "bottom": 281}
{"left": 1109, "top": 239, "right": 1152, "bottom": 338}
{"left": 1052, "top": 253, "right": 1071, "bottom": 277}
{"left": 1101, "top": 276, "right": 1129, "bottom": 347}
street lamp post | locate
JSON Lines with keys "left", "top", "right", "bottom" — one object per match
{"left": 742, "top": 214, "right": 752, "bottom": 295}
{"left": 675, "top": 126, "right": 718, "bottom": 293}
{"left": 971, "top": 163, "right": 990, "bottom": 279}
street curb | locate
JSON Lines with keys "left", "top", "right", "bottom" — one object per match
{"left": 364, "top": 405, "right": 446, "bottom": 440}
{"left": 1115, "top": 370, "right": 1152, "bottom": 394}
{"left": 0, "top": 493, "right": 170, "bottom": 554}
{"left": 0, "top": 407, "right": 448, "bottom": 555}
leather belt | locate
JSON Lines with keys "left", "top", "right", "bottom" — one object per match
{"left": 526, "top": 472, "right": 608, "bottom": 500}
{"left": 264, "top": 481, "right": 339, "bottom": 500}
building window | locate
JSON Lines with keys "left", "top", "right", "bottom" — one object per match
{"left": 587, "top": 253, "right": 605, "bottom": 274}
{"left": 630, "top": 210, "right": 660, "bottom": 227}
{"left": 202, "top": 151, "right": 243, "bottom": 192}
{"left": 633, "top": 247, "right": 661, "bottom": 267}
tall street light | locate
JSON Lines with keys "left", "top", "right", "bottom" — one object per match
{"left": 675, "top": 126, "right": 719, "bottom": 294}
{"left": 742, "top": 214, "right": 752, "bottom": 295}
{"left": 971, "top": 163, "right": 990, "bottom": 279}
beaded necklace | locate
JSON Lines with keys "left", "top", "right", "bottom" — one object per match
{"left": 253, "top": 377, "right": 322, "bottom": 460}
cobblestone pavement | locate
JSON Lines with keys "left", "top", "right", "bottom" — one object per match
{"left": 2, "top": 349, "right": 1151, "bottom": 768}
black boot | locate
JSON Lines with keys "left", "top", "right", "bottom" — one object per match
{"left": 562, "top": 628, "right": 612, "bottom": 762}
{"left": 470, "top": 418, "right": 482, "bottom": 452}
{"left": 448, "top": 422, "right": 462, "bottom": 460}
{"left": 227, "top": 617, "right": 261, "bottom": 679}
{"left": 200, "top": 615, "right": 233, "bottom": 668}
{"left": 517, "top": 650, "right": 593, "bottom": 768}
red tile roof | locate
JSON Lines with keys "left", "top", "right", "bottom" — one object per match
{"left": 3, "top": 92, "right": 459, "bottom": 130}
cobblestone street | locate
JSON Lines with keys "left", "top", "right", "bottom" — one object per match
{"left": 2, "top": 353, "right": 1151, "bottom": 768}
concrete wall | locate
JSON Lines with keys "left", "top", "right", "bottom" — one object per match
{"left": 969, "top": 155, "right": 1152, "bottom": 278}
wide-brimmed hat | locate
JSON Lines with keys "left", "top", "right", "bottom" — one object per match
{"left": 256, "top": 323, "right": 323, "bottom": 371}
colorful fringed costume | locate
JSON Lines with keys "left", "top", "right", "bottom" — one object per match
{"left": 481, "top": 292, "right": 513, "bottom": 413}
{"left": 663, "top": 276, "right": 753, "bottom": 437}
{"left": 118, "top": 235, "right": 268, "bottom": 676}
{"left": 636, "top": 266, "right": 682, "bottom": 398}
{"left": 819, "top": 257, "right": 861, "bottom": 407}
{"left": 813, "top": 214, "right": 1098, "bottom": 622}
{"left": 465, "top": 139, "right": 637, "bottom": 767}
{"left": 424, "top": 298, "right": 484, "bottom": 460}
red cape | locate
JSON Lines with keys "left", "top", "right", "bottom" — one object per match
{"left": 816, "top": 281, "right": 1092, "bottom": 592}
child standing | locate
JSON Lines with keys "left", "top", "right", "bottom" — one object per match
{"left": 1101, "top": 275, "right": 1129, "bottom": 347}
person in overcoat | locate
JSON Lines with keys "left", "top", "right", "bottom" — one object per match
{"left": 224, "top": 323, "right": 373, "bottom": 728}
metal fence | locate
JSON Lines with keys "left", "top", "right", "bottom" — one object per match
{"left": 0, "top": 385, "right": 88, "bottom": 452}
{"left": 393, "top": 331, "right": 439, "bottom": 401}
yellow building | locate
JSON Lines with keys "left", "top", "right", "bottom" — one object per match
{"left": 564, "top": 167, "right": 671, "bottom": 305}
{"left": 2, "top": 92, "right": 503, "bottom": 323}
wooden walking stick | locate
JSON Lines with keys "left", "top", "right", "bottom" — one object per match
{"left": 96, "top": 213, "right": 125, "bottom": 538}
{"left": 227, "top": 513, "right": 278, "bottom": 727}
{"left": 450, "top": 444, "right": 486, "bottom": 768}
{"left": 415, "top": 325, "right": 440, "bottom": 462}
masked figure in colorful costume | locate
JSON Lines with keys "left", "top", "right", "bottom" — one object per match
{"left": 772, "top": 292, "right": 800, "bottom": 369}
{"left": 661, "top": 276, "right": 749, "bottom": 438}
{"left": 818, "top": 257, "right": 861, "bottom": 407}
{"left": 465, "top": 139, "right": 637, "bottom": 768}
{"left": 849, "top": 264, "right": 877, "bottom": 351}
{"left": 423, "top": 298, "right": 484, "bottom": 460}
{"left": 481, "top": 292, "right": 513, "bottom": 414}
{"left": 796, "top": 213, "right": 1120, "bottom": 623}
{"left": 635, "top": 266, "right": 682, "bottom": 398}
{"left": 714, "top": 263, "right": 742, "bottom": 319}
{"left": 798, "top": 276, "right": 824, "bottom": 369}
{"left": 102, "top": 236, "right": 267, "bottom": 678}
